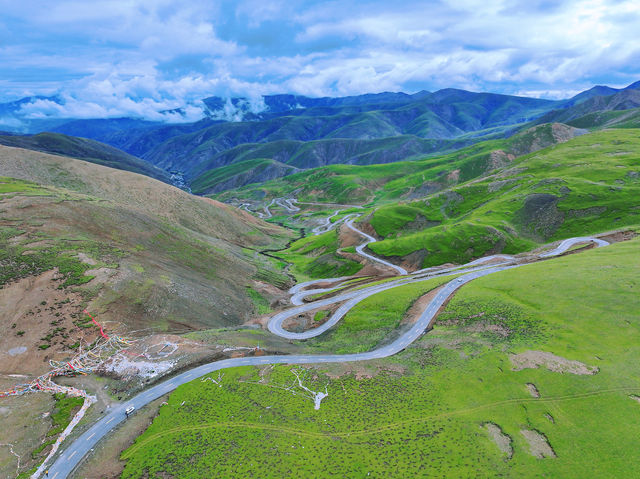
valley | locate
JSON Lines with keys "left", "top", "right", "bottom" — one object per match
{"left": 1, "top": 82, "right": 639, "bottom": 479}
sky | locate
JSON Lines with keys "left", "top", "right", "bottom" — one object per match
{"left": 1, "top": 0, "right": 639, "bottom": 121}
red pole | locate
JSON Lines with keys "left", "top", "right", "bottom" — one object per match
{"left": 83, "top": 310, "right": 109, "bottom": 339}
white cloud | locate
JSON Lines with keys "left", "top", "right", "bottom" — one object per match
{"left": 235, "top": 0, "right": 289, "bottom": 27}
{"left": 1, "top": 0, "right": 639, "bottom": 120}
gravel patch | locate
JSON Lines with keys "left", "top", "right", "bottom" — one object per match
{"left": 526, "top": 383, "right": 540, "bottom": 398}
{"left": 521, "top": 429, "right": 556, "bottom": 459}
{"left": 510, "top": 350, "right": 599, "bottom": 375}
{"left": 484, "top": 423, "right": 513, "bottom": 459}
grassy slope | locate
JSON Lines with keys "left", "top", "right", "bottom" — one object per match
{"left": 306, "top": 275, "right": 455, "bottom": 354}
{"left": 0, "top": 146, "right": 294, "bottom": 332}
{"left": 214, "top": 123, "right": 581, "bottom": 204}
{"left": 0, "top": 132, "right": 172, "bottom": 183}
{"left": 0, "top": 145, "right": 287, "bottom": 247}
{"left": 214, "top": 139, "right": 502, "bottom": 204}
{"left": 566, "top": 107, "right": 640, "bottom": 130}
{"left": 367, "top": 129, "right": 640, "bottom": 267}
{"left": 273, "top": 230, "right": 362, "bottom": 281}
{"left": 120, "top": 238, "right": 640, "bottom": 478}
{"left": 538, "top": 89, "right": 640, "bottom": 125}
{"left": 192, "top": 135, "right": 460, "bottom": 179}
{"left": 191, "top": 158, "right": 298, "bottom": 195}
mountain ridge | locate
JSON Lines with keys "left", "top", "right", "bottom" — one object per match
{"left": 0, "top": 132, "right": 172, "bottom": 183}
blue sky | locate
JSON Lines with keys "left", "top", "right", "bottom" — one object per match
{"left": 1, "top": 0, "right": 639, "bottom": 120}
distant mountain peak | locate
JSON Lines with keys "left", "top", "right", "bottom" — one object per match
{"left": 624, "top": 80, "right": 640, "bottom": 91}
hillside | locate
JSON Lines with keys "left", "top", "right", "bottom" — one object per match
{"left": 189, "top": 135, "right": 465, "bottom": 180}
{"left": 4, "top": 86, "right": 640, "bottom": 479}
{"left": 362, "top": 128, "right": 640, "bottom": 268}
{"left": 215, "top": 123, "right": 587, "bottom": 204}
{"left": 227, "top": 127, "right": 638, "bottom": 280}
{"left": 0, "top": 132, "right": 172, "bottom": 183}
{"left": 51, "top": 117, "right": 220, "bottom": 158}
{"left": 9, "top": 86, "right": 631, "bottom": 198}
{"left": 141, "top": 90, "right": 557, "bottom": 178}
{"left": 0, "top": 145, "right": 294, "bottom": 377}
{"left": 118, "top": 238, "right": 640, "bottom": 478}
{"left": 565, "top": 107, "right": 640, "bottom": 130}
{"left": 538, "top": 86, "right": 640, "bottom": 125}
{"left": 191, "top": 158, "right": 300, "bottom": 195}
{"left": 5, "top": 84, "right": 640, "bottom": 198}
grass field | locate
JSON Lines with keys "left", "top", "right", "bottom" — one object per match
{"left": 273, "top": 230, "right": 362, "bottom": 281}
{"left": 307, "top": 275, "right": 454, "bottom": 354}
{"left": 15, "top": 394, "right": 85, "bottom": 479}
{"left": 120, "top": 237, "right": 640, "bottom": 478}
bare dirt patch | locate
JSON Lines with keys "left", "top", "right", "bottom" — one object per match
{"left": 600, "top": 229, "right": 638, "bottom": 244}
{"left": 520, "top": 429, "right": 556, "bottom": 458}
{"left": 0, "top": 270, "right": 97, "bottom": 377}
{"left": 446, "top": 169, "right": 460, "bottom": 182}
{"left": 510, "top": 350, "right": 599, "bottom": 375}
{"left": 338, "top": 224, "right": 365, "bottom": 248}
{"left": 463, "top": 321, "right": 510, "bottom": 337}
{"left": 97, "top": 334, "right": 208, "bottom": 385}
{"left": 526, "top": 383, "right": 540, "bottom": 398}
{"left": 85, "top": 266, "right": 118, "bottom": 283}
{"left": 483, "top": 423, "right": 513, "bottom": 459}
{"left": 77, "top": 252, "right": 98, "bottom": 265}
{"left": 280, "top": 305, "right": 339, "bottom": 333}
{"left": 315, "top": 360, "right": 406, "bottom": 380}
{"left": 400, "top": 286, "right": 446, "bottom": 328}
{"left": 489, "top": 150, "right": 515, "bottom": 169}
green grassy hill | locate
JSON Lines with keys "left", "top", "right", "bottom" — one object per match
{"left": 538, "top": 88, "right": 640, "bottom": 125}
{"left": 191, "top": 158, "right": 300, "bottom": 195}
{"left": 565, "top": 107, "right": 640, "bottom": 130}
{"left": 215, "top": 123, "right": 586, "bottom": 205}
{"left": 272, "top": 230, "right": 363, "bottom": 281}
{"left": 364, "top": 129, "right": 640, "bottom": 267}
{"left": 164, "top": 134, "right": 464, "bottom": 181}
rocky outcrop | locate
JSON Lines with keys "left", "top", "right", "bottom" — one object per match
{"left": 508, "top": 123, "right": 587, "bottom": 157}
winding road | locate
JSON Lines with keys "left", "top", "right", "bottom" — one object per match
{"left": 345, "top": 217, "right": 409, "bottom": 275}
{"left": 43, "top": 226, "right": 608, "bottom": 478}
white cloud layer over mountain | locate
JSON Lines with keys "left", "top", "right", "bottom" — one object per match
{"left": 1, "top": 0, "right": 639, "bottom": 120}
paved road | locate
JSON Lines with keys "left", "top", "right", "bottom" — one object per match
{"left": 44, "top": 236, "right": 607, "bottom": 478}
{"left": 269, "top": 261, "right": 513, "bottom": 340}
{"left": 345, "top": 218, "right": 409, "bottom": 275}
{"left": 311, "top": 210, "right": 339, "bottom": 235}
{"left": 275, "top": 198, "right": 300, "bottom": 213}
{"left": 540, "top": 236, "right": 609, "bottom": 257}
{"left": 288, "top": 276, "right": 353, "bottom": 296}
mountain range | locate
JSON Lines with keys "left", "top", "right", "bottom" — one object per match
{"left": 1, "top": 81, "right": 639, "bottom": 195}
